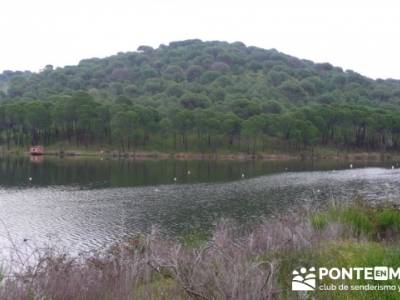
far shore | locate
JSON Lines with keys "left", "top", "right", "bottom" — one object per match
{"left": 2, "top": 147, "right": 400, "bottom": 162}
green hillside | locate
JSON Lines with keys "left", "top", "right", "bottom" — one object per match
{"left": 1, "top": 39, "right": 400, "bottom": 153}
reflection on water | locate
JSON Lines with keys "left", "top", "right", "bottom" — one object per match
{"left": 0, "top": 156, "right": 399, "bottom": 252}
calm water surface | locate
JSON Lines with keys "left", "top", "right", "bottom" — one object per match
{"left": 1, "top": 156, "right": 400, "bottom": 253}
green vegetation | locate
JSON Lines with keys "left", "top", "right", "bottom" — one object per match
{"left": 280, "top": 241, "right": 400, "bottom": 299}
{"left": 275, "top": 203, "right": 400, "bottom": 299}
{"left": 311, "top": 202, "right": 400, "bottom": 239}
{"left": 2, "top": 201, "right": 400, "bottom": 299}
{"left": 1, "top": 40, "right": 400, "bottom": 154}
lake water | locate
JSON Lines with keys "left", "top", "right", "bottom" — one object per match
{"left": 1, "top": 156, "right": 400, "bottom": 253}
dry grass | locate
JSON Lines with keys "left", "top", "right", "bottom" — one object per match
{"left": 1, "top": 202, "right": 400, "bottom": 300}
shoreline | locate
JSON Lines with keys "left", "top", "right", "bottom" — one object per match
{"left": 2, "top": 148, "right": 400, "bottom": 161}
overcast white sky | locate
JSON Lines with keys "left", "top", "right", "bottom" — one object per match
{"left": 0, "top": 0, "right": 399, "bottom": 79}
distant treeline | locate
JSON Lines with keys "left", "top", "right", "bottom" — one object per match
{"left": 0, "top": 93, "right": 399, "bottom": 153}
{"left": 1, "top": 39, "right": 400, "bottom": 152}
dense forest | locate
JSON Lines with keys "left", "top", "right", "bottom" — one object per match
{"left": 1, "top": 39, "right": 400, "bottom": 154}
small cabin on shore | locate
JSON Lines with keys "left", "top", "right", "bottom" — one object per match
{"left": 29, "top": 145, "right": 44, "bottom": 155}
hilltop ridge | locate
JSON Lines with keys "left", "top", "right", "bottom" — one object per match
{"left": 0, "top": 39, "right": 400, "bottom": 153}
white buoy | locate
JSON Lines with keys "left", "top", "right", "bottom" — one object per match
{"left": 28, "top": 177, "right": 32, "bottom": 181}
{"left": 173, "top": 177, "right": 177, "bottom": 182}
{"left": 350, "top": 164, "right": 353, "bottom": 169}
{"left": 187, "top": 170, "right": 191, "bottom": 175}
{"left": 241, "top": 173, "right": 245, "bottom": 178}
{"left": 392, "top": 165, "right": 395, "bottom": 170}
{"left": 285, "top": 167, "right": 288, "bottom": 171}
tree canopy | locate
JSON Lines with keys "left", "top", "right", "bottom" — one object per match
{"left": 1, "top": 39, "right": 400, "bottom": 153}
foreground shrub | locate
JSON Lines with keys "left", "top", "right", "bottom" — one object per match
{"left": 310, "top": 212, "right": 329, "bottom": 230}
{"left": 340, "top": 207, "right": 374, "bottom": 237}
{"left": 1, "top": 200, "right": 400, "bottom": 299}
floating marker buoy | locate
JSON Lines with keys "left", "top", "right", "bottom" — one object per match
{"left": 350, "top": 164, "right": 353, "bottom": 169}
{"left": 28, "top": 177, "right": 32, "bottom": 181}
{"left": 187, "top": 170, "right": 191, "bottom": 175}
{"left": 241, "top": 173, "right": 245, "bottom": 178}
{"left": 173, "top": 177, "right": 177, "bottom": 182}
{"left": 392, "top": 165, "right": 395, "bottom": 169}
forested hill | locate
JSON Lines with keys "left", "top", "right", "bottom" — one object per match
{"left": 1, "top": 39, "right": 400, "bottom": 153}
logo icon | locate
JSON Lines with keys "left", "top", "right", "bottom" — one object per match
{"left": 374, "top": 267, "right": 388, "bottom": 280}
{"left": 292, "top": 267, "right": 316, "bottom": 291}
